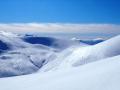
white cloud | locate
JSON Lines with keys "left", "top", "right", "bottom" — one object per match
{"left": 0, "top": 23, "right": 120, "bottom": 34}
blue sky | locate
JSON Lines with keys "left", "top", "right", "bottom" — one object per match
{"left": 0, "top": 0, "right": 120, "bottom": 23}
{"left": 0, "top": 0, "right": 120, "bottom": 39}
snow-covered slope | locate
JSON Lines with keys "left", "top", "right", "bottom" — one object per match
{"left": 0, "top": 31, "right": 86, "bottom": 77}
{"left": 0, "top": 55, "right": 120, "bottom": 90}
{"left": 0, "top": 31, "right": 32, "bottom": 51}
{"left": 0, "top": 31, "right": 120, "bottom": 90}
{"left": 0, "top": 30, "right": 120, "bottom": 90}
{"left": 0, "top": 31, "right": 57, "bottom": 77}
{"left": 40, "top": 35, "right": 120, "bottom": 71}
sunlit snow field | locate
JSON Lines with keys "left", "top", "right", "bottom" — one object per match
{"left": 0, "top": 31, "right": 120, "bottom": 90}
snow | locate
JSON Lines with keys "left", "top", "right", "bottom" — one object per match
{"left": 0, "top": 55, "right": 120, "bottom": 90}
{"left": 0, "top": 31, "right": 120, "bottom": 90}
{"left": 0, "top": 31, "right": 58, "bottom": 77}
{"left": 0, "top": 31, "right": 85, "bottom": 77}
{"left": 40, "top": 35, "right": 120, "bottom": 71}
{"left": 0, "top": 31, "right": 17, "bottom": 37}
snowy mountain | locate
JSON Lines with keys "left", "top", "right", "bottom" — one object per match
{"left": 0, "top": 31, "right": 84, "bottom": 77}
{"left": 0, "top": 31, "right": 57, "bottom": 77}
{"left": 40, "top": 35, "right": 120, "bottom": 72}
{"left": 0, "top": 31, "right": 120, "bottom": 90}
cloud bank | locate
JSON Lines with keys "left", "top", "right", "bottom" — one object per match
{"left": 0, "top": 23, "right": 120, "bottom": 34}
